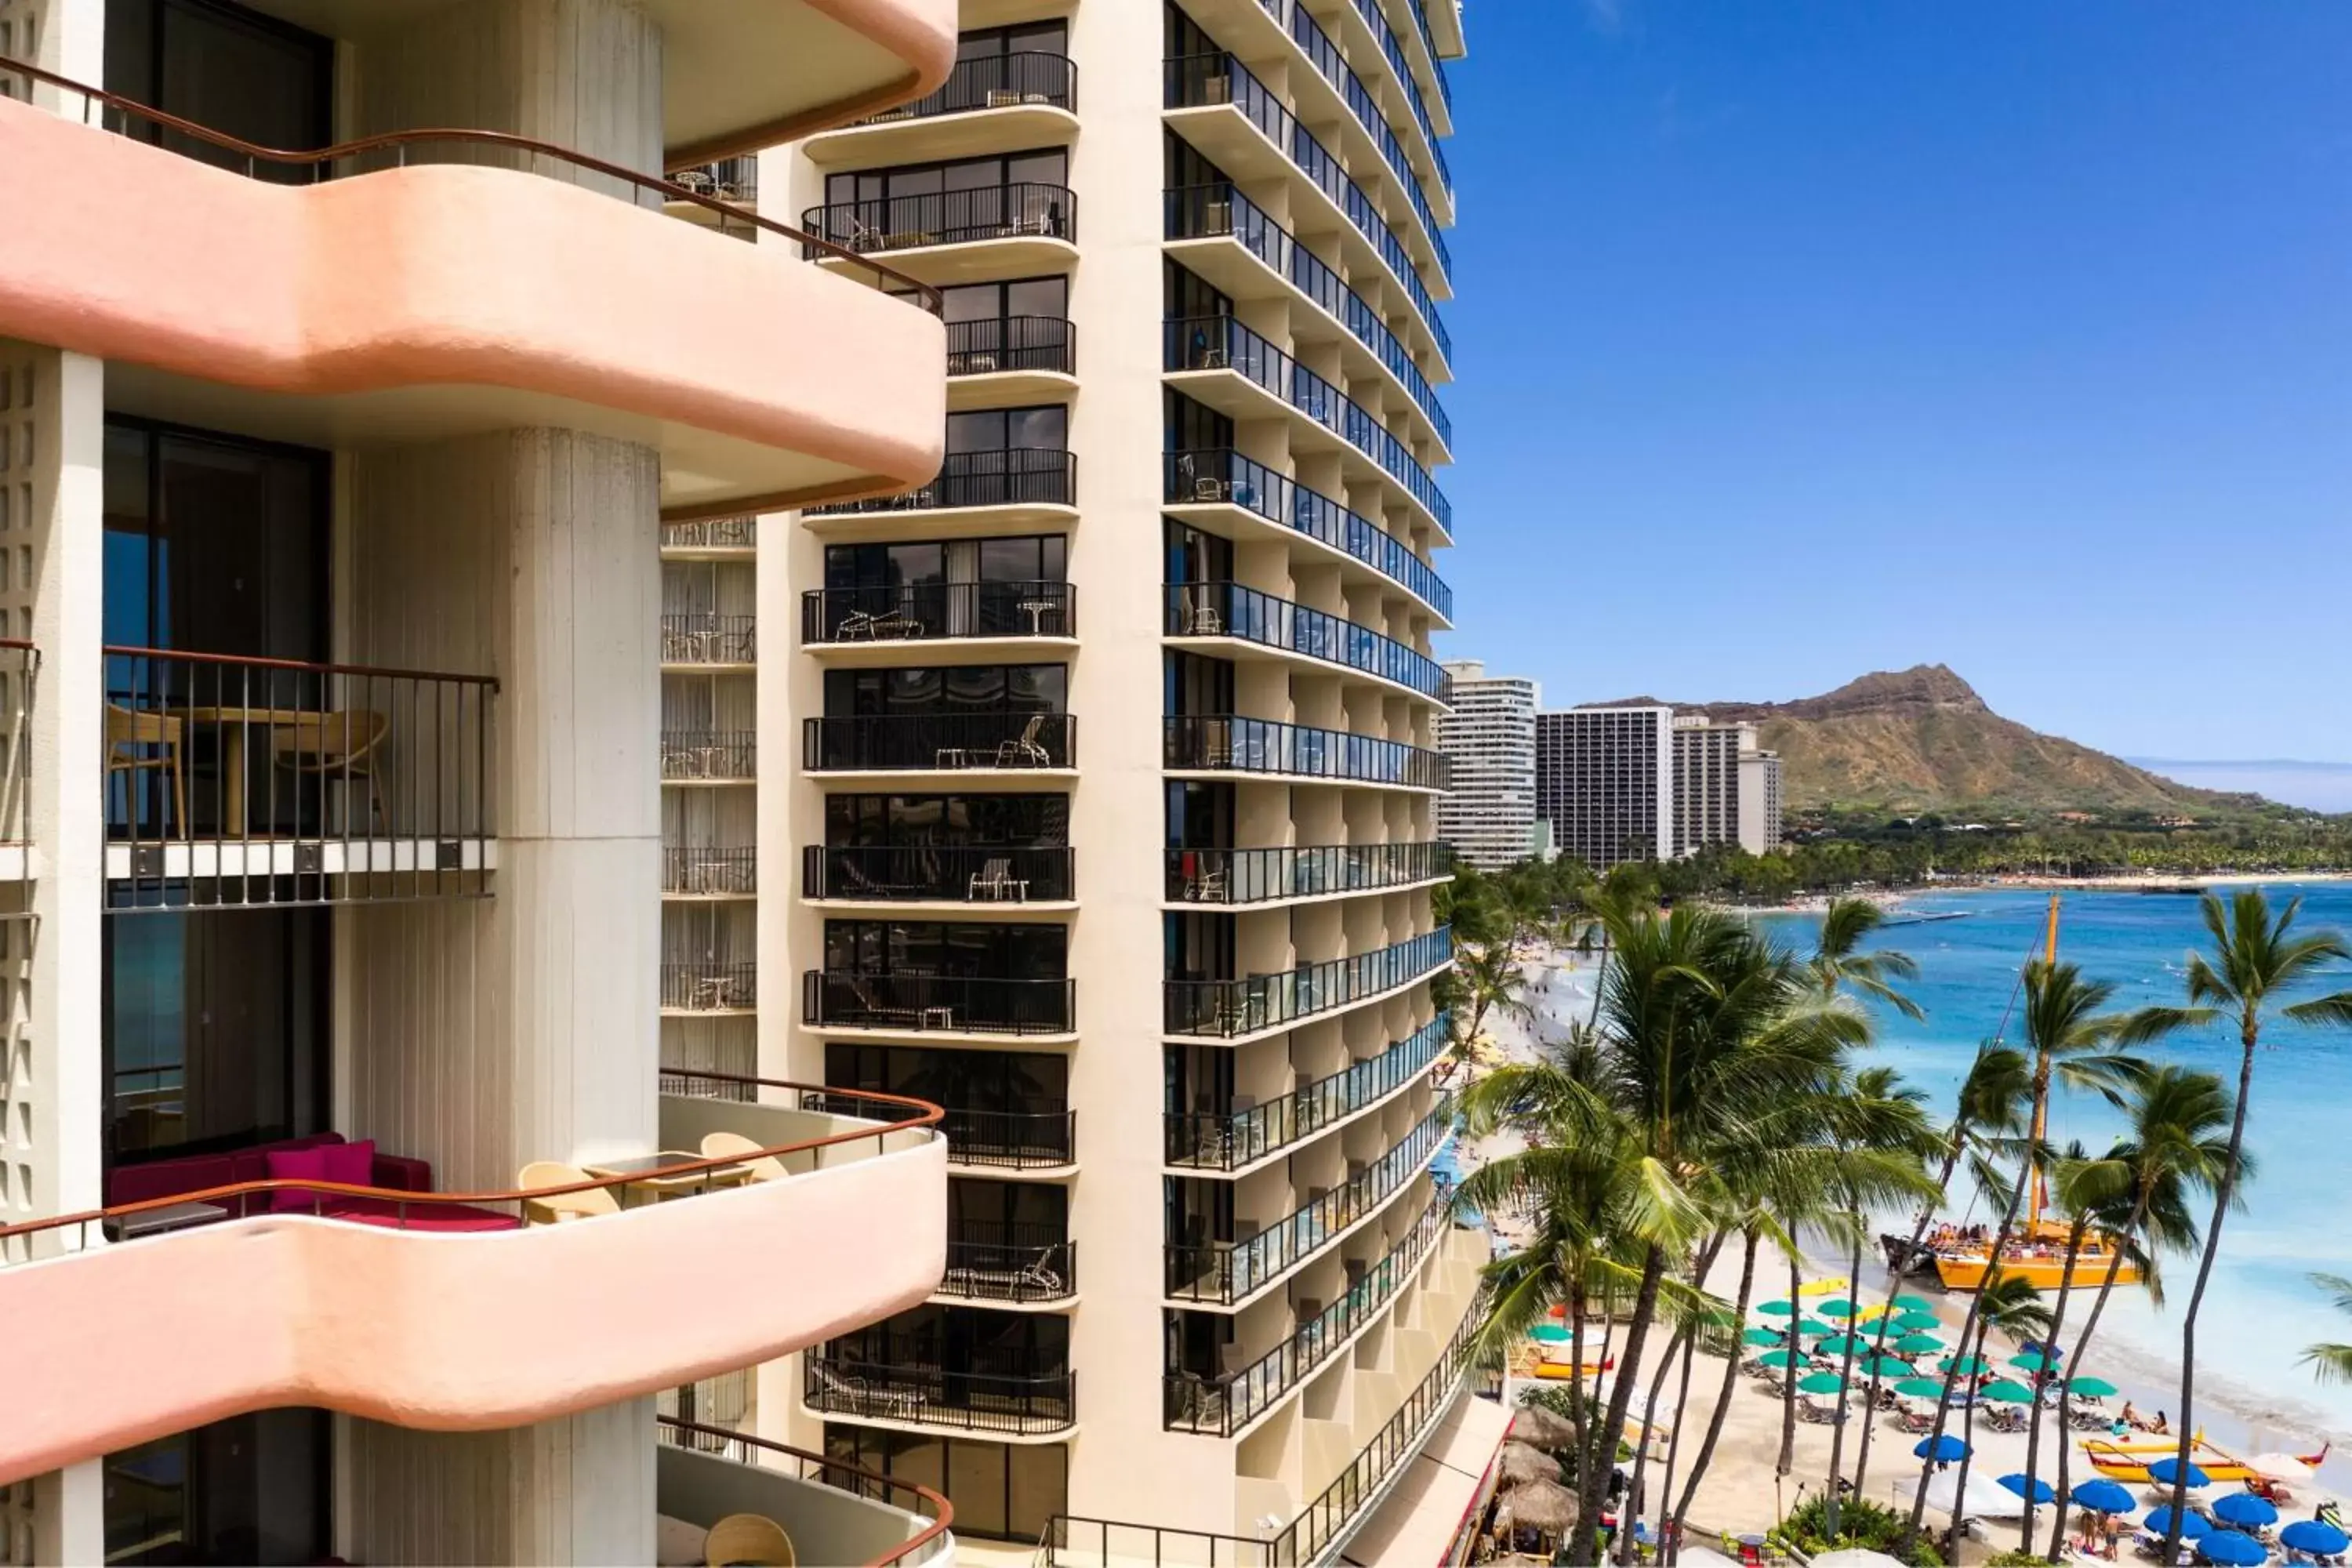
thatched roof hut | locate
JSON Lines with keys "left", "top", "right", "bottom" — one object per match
{"left": 1494, "top": 1477, "right": 1578, "bottom": 1534}
{"left": 1496, "top": 1441, "right": 1563, "bottom": 1486}
{"left": 1508, "top": 1402, "right": 1578, "bottom": 1451}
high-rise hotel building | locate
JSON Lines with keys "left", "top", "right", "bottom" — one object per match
{"left": 0, "top": 2, "right": 965, "bottom": 1562}
{"left": 766, "top": 0, "right": 1503, "bottom": 1558}
{"left": 1434, "top": 660, "right": 1537, "bottom": 870}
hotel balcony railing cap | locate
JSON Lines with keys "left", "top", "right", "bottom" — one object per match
{"left": 2, "top": 55, "right": 943, "bottom": 316}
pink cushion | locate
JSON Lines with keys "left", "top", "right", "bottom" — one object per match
{"left": 320, "top": 1138, "right": 375, "bottom": 1189}
{"left": 266, "top": 1146, "right": 333, "bottom": 1213}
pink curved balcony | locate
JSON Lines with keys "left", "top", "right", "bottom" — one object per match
{"left": 655, "top": 0, "right": 959, "bottom": 162}
{"left": 0, "top": 1076, "right": 946, "bottom": 1488}
{"left": 0, "top": 67, "right": 947, "bottom": 517}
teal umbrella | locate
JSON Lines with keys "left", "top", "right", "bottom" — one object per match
{"left": 1741, "top": 1327, "right": 1786, "bottom": 1347}
{"left": 2067, "top": 1375, "right": 2118, "bottom": 1398}
{"left": 1939, "top": 1355, "right": 1992, "bottom": 1376}
{"left": 1894, "top": 1311, "right": 1944, "bottom": 1332}
{"left": 1818, "top": 1334, "right": 1868, "bottom": 1356}
{"left": 1817, "top": 1298, "right": 1860, "bottom": 1317}
{"left": 1859, "top": 1355, "right": 1913, "bottom": 1378}
{"left": 1980, "top": 1379, "right": 2036, "bottom": 1404}
{"left": 1894, "top": 1377, "right": 1947, "bottom": 1399}
{"left": 1891, "top": 1294, "right": 1935, "bottom": 1312}
{"left": 1530, "top": 1323, "right": 1570, "bottom": 1343}
{"left": 1894, "top": 1334, "right": 1946, "bottom": 1355}
{"left": 2012, "top": 1349, "right": 2061, "bottom": 1373}
{"left": 1756, "top": 1301, "right": 1797, "bottom": 1317}
{"left": 1758, "top": 1349, "right": 1802, "bottom": 1369}
{"left": 1793, "top": 1317, "right": 1838, "bottom": 1338}
{"left": 1797, "top": 1371, "right": 1848, "bottom": 1396}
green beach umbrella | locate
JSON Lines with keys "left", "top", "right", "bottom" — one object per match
{"left": 1756, "top": 1301, "right": 1797, "bottom": 1317}
{"left": 2012, "top": 1349, "right": 2061, "bottom": 1373}
{"left": 1817, "top": 1298, "right": 1860, "bottom": 1318}
{"left": 1894, "top": 1377, "right": 1947, "bottom": 1399}
{"left": 2067, "top": 1375, "right": 2118, "bottom": 1398}
{"left": 1797, "top": 1371, "right": 1849, "bottom": 1396}
{"left": 1793, "top": 1317, "right": 1838, "bottom": 1338}
{"left": 1894, "top": 1334, "right": 1946, "bottom": 1355}
{"left": 1860, "top": 1355, "right": 1913, "bottom": 1378}
{"left": 1891, "top": 1294, "right": 1935, "bottom": 1312}
{"left": 1530, "top": 1323, "right": 1570, "bottom": 1343}
{"left": 1741, "top": 1327, "right": 1786, "bottom": 1347}
{"left": 1980, "top": 1379, "right": 2036, "bottom": 1404}
{"left": 1818, "top": 1334, "right": 1867, "bottom": 1356}
{"left": 1894, "top": 1311, "right": 1944, "bottom": 1332}
{"left": 1759, "top": 1349, "right": 1802, "bottom": 1369}
{"left": 1939, "top": 1355, "right": 1991, "bottom": 1376}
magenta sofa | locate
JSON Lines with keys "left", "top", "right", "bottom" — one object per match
{"left": 107, "top": 1132, "right": 520, "bottom": 1232}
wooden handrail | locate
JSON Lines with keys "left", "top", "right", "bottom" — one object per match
{"left": 103, "top": 644, "right": 500, "bottom": 691}
{"left": 0, "top": 54, "right": 943, "bottom": 316}
{"left": 0, "top": 1073, "right": 942, "bottom": 1248}
{"left": 656, "top": 1415, "right": 954, "bottom": 1566}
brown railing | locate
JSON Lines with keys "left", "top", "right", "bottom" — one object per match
{"left": 0, "top": 55, "right": 941, "bottom": 314}
{"left": 655, "top": 1416, "right": 954, "bottom": 1567}
{"left": 0, "top": 641, "right": 33, "bottom": 848}
{"left": 103, "top": 646, "right": 495, "bottom": 908}
{"left": 0, "top": 1073, "right": 941, "bottom": 1258}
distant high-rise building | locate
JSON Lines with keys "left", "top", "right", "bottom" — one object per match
{"left": 1437, "top": 661, "right": 1540, "bottom": 869}
{"left": 1535, "top": 706, "right": 1675, "bottom": 867}
{"left": 1671, "top": 716, "right": 1744, "bottom": 857}
{"left": 1739, "top": 744, "right": 1785, "bottom": 854}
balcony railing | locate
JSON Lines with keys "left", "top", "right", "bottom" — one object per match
{"left": 661, "top": 516, "right": 757, "bottom": 551}
{"left": 942, "top": 1105, "right": 1076, "bottom": 1170}
{"left": 804, "top": 713, "right": 1075, "bottom": 772}
{"left": 1275, "top": 0, "right": 1450, "bottom": 261}
{"left": 801, "top": 582, "right": 1073, "bottom": 645}
{"left": 806, "top": 449, "right": 1076, "bottom": 516}
{"left": 661, "top": 614, "right": 756, "bottom": 665}
{"left": 1166, "top": 842, "right": 1451, "bottom": 906}
{"left": 1166, "top": 450, "right": 1450, "bottom": 621}
{"left": 855, "top": 50, "right": 1077, "bottom": 122}
{"left": 102, "top": 646, "right": 495, "bottom": 908}
{"left": 1163, "top": 715, "right": 1447, "bottom": 790}
{"left": 1338, "top": 0, "right": 1450, "bottom": 196}
{"left": 1165, "top": 1098, "right": 1451, "bottom": 1305}
{"left": 1166, "top": 183, "right": 1448, "bottom": 446}
{"left": 1165, "top": 1193, "right": 1448, "bottom": 1435}
{"left": 947, "top": 314, "right": 1076, "bottom": 378}
{"left": 670, "top": 156, "right": 757, "bottom": 203}
{"left": 0, "top": 641, "right": 33, "bottom": 851}
{"left": 663, "top": 847, "right": 757, "bottom": 896}
{"left": 804, "top": 844, "right": 1075, "bottom": 903}
{"left": 805, "top": 1354, "right": 1076, "bottom": 1436}
{"left": 1162, "top": 51, "right": 1448, "bottom": 363}
{"left": 1163, "top": 926, "right": 1453, "bottom": 1039}
{"left": 801, "top": 183, "right": 1076, "bottom": 257}
{"left": 1164, "top": 314, "right": 1450, "bottom": 533}
{"left": 662, "top": 961, "right": 757, "bottom": 1011}
{"left": 1167, "top": 1015, "right": 1446, "bottom": 1171}
{"left": 655, "top": 1417, "right": 953, "bottom": 1568}
{"left": 662, "top": 730, "right": 756, "bottom": 780}
{"left": 1164, "top": 583, "right": 1448, "bottom": 701}
{"left": 804, "top": 972, "right": 1076, "bottom": 1036}
{"left": 940, "top": 1223, "right": 1076, "bottom": 1303}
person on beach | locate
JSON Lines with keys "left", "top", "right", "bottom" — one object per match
{"left": 2151, "top": 1410, "right": 2169, "bottom": 1435}
{"left": 2122, "top": 1400, "right": 2145, "bottom": 1431}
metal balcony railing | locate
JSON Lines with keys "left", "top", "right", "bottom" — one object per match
{"left": 804, "top": 713, "right": 1075, "bottom": 773}
{"left": 1165, "top": 450, "right": 1450, "bottom": 621}
{"left": 855, "top": 50, "right": 1077, "bottom": 122}
{"left": 942, "top": 1105, "right": 1076, "bottom": 1171}
{"left": 662, "top": 961, "right": 757, "bottom": 1011}
{"left": 102, "top": 646, "right": 495, "bottom": 908}
{"left": 804, "top": 972, "right": 1076, "bottom": 1036}
{"left": 653, "top": 1417, "right": 954, "bottom": 1568}
{"left": 1167, "top": 1016, "right": 1446, "bottom": 1171}
{"left": 660, "top": 615, "right": 756, "bottom": 665}
{"left": 806, "top": 449, "right": 1076, "bottom": 516}
{"left": 660, "top": 516, "right": 757, "bottom": 551}
{"left": 946, "top": 316, "right": 1075, "bottom": 378}
{"left": 804, "top": 1354, "right": 1075, "bottom": 1436}
{"left": 1339, "top": 0, "right": 1450, "bottom": 195}
{"left": 801, "top": 582, "right": 1073, "bottom": 645}
{"left": 668, "top": 155, "right": 757, "bottom": 203}
{"left": 662, "top": 847, "right": 757, "bottom": 896}
{"left": 1274, "top": 0, "right": 1450, "bottom": 263}
{"left": 1163, "top": 927, "right": 1453, "bottom": 1040}
{"left": 940, "top": 1223, "right": 1076, "bottom": 1304}
{"left": 1164, "top": 1194, "right": 1448, "bottom": 1435}
{"left": 804, "top": 844, "right": 1075, "bottom": 903}
{"left": 1163, "top": 582, "right": 1449, "bottom": 701}
{"left": 1164, "top": 1098, "right": 1450, "bottom": 1305}
{"left": 1163, "top": 715, "right": 1447, "bottom": 789}
{"left": 800, "top": 182, "right": 1076, "bottom": 257}
{"left": 1165, "top": 842, "right": 1451, "bottom": 906}
{"left": 662, "top": 731, "right": 756, "bottom": 780}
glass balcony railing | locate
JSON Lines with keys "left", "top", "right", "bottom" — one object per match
{"left": 1164, "top": 314, "right": 1450, "bottom": 534}
{"left": 662, "top": 846, "right": 757, "bottom": 895}
{"left": 1164, "top": 450, "right": 1450, "bottom": 620}
{"left": 1166, "top": 1014, "right": 1446, "bottom": 1171}
{"left": 806, "top": 449, "right": 1076, "bottom": 516}
{"left": 804, "top": 713, "right": 1075, "bottom": 773}
{"left": 805, "top": 1350, "right": 1075, "bottom": 1436}
{"left": 1163, "top": 927, "right": 1453, "bottom": 1040}
{"left": 946, "top": 315, "right": 1076, "bottom": 378}
{"left": 802, "top": 582, "right": 1073, "bottom": 645}
{"left": 1275, "top": 0, "right": 1451, "bottom": 258}
{"left": 1163, "top": 582, "right": 1449, "bottom": 701}
{"left": 1166, "top": 183, "right": 1449, "bottom": 447}
{"left": 660, "top": 614, "right": 755, "bottom": 665}
{"left": 1163, "top": 714, "right": 1448, "bottom": 790}
{"left": 1163, "top": 1098, "right": 1450, "bottom": 1304}
{"left": 1342, "top": 0, "right": 1450, "bottom": 190}
{"left": 940, "top": 1222, "right": 1076, "bottom": 1304}
{"left": 854, "top": 50, "right": 1076, "bottom": 122}
{"left": 800, "top": 183, "right": 1076, "bottom": 257}
{"left": 803, "top": 972, "right": 1076, "bottom": 1036}
{"left": 1165, "top": 840, "right": 1451, "bottom": 907}
{"left": 804, "top": 843, "right": 1075, "bottom": 903}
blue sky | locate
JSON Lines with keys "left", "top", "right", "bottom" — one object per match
{"left": 1430, "top": 2, "right": 2351, "bottom": 768}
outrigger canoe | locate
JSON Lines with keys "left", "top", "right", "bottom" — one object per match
{"left": 2081, "top": 1435, "right": 2257, "bottom": 1484}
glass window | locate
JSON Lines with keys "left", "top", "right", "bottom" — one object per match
{"left": 104, "top": 1409, "right": 330, "bottom": 1566}
{"left": 107, "top": 0, "right": 333, "bottom": 182}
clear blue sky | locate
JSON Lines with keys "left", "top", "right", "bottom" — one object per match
{"left": 1432, "top": 2, "right": 2351, "bottom": 764}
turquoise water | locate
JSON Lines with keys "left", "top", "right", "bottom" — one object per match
{"left": 1761, "top": 884, "right": 2352, "bottom": 1454}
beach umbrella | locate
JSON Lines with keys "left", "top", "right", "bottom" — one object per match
{"left": 2066, "top": 1375, "right": 2118, "bottom": 1398}
{"left": 2212, "top": 1494, "right": 2278, "bottom": 1529}
{"left": 2197, "top": 1529, "right": 2267, "bottom": 1566}
{"left": 1529, "top": 1323, "right": 1571, "bottom": 1343}
{"left": 1756, "top": 1300, "right": 1797, "bottom": 1316}
{"left": 1859, "top": 1355, "right": 1914, "bottom": 1379}
{"left": 2145, "top": 1508, "right": 2212, "bottom": 1540}
{"left": 1894, "top": 1377, "right": 1947, "bottom": 1399}
{"left": 2149, "top": 1457, "right": 2212, "bottom": 1489}
{"left": 1999, "top": 1473, "right": 2057, "bottom": 1504}
{"left": 1915, "top": 1434, "right": 1969, "bottom": 1461}
{"left": 1793, "top": 1317, "right": 1838, "bottom": 1338}
{"left": 1980, "top": 1379, "right": 2036, "bottom": 1404}
{"left": 1818, "top": 1334, "right": 1868, "bottom": 1356}
{"left": 2279, "top": 1522, "right": 2350, "bottom": 1556}
{"left": 1894, "top": 1333, "right": 1947, "bottom": 1355}
{"left": 1798, "top": 1371, "right": 1849, "bottom": 1396}
{"left": 1923, "top": 1468, "right": 2027, "bottom": 1519}
{"left": 1817, "top": 1298, "right": 1860, "bottom": 1317}
{"left": 1939, "top": 1355, "right": 1991, "bottom": 1376}
{"left": 1758, "top": 1349, "right": 1802, "bottom": 1369}
{"left": 1495, "top": 1477, "right": 1578, "bottom": 1534}
{"left": 2070, "top": 1479, "right": 2136, "bottom": 1515}
{"left": 1893, "top": 1310, "right": 1944, "bottom": 1331}
{"left": 1497, "top": 1442, "right": 1563, "bottom": 1486}
{"left": 2248, "top": 1454, "right": 2317, "bottom": 1483}
{"left": 1891, "top": 1294, "right": 1935, "bottom": 1312}
{"left": 2012, "top": 1349, "right": 2062, "bottom": 1373}
{"left": 1740, "top": 1327, "right": 1786, "bottom": 1347}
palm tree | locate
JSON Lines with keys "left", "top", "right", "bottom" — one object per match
{"left": 2136, "top": 891, "right": 2352, "bottom": 1559}
{"left": 1944, "top": 1274, "right": 2054, "bottom": 1558}
{"left": 2013, "top": 1138, "right": 2097, "bottom": 1555}
{"left": 2299, "top": 1273, "right": 2352, "bottom": 1385}
{"left": 1807, "top": 898, "right": 1928, "bottom": 1022}
{"left": 2040, "top": 1066, "right": 2232, "bottom": 1559}
{"left": 1441, "top": 936, "right": 1533, "bottom": 1076}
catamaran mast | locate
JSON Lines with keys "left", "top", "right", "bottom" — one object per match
{"left": 2027, "top": 893, "right": 2061, "bottom": 1229}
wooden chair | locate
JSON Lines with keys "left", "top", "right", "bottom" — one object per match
{"left": 703, "top": 1512, "right": 795, "bottom": 1567}
{"left": 273, "top": 710, "right": 391, "bottom": 833}
{"left": 107, "top": 703, "right": 186, "bottom": 838}
{"left": 699, "top": 1131, "right": 788, "bottom": 1182}
{"left": 517, "top": 1161, "right": 619, "bottom": 1225}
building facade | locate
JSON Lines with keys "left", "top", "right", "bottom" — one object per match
{"left": 1534, "top": 706, "right": 1675, "bottom": 869}
{"left": 0, "top": 2, "right": 965, "bottom": 1561}
{"left": 1435, "top": 660, "right": 1537, "bottom": 869}
{"left": 765, "top": 0, "right": 1502, "bottom": 1556}
{"left": 1737, "top": 744, "right": 1784, "bottom": 855}
{"left": 1670, "top": 715, "right": 1741, "bottom": 858}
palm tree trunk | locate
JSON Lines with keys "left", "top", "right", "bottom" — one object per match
{"left": 1658, "top": 1316, "right": 1704, "bottom": 1566}
{"left": 2020, "top": 1217, "right": 2089, "bottom": 1552}
{"left": 1622, "top": 1318, "right": 1690, "bottom": 1566}
{"left": 1777, "top": 1247, "right": 1802, "bottom": 1479}
{"left": 1857, "top": 1141, "right": 1965, "bottom": 1499}
{"left": 1824, "top": 1215, "right": 1864, "bottom": 1537}
{"left": 1905, "top": 1152, "right": 2031, "bottom": 1543}
{"left": 1572, "top": 1245, "right": 1666, "bottom": 1568}
{"left": 1671, "top": 1230, "right": 1760, "bottom": 1544}
{"left": 2049, "top": 1194, "right": 2145, "bottom": 1561}
{"left": 1569, "top": 1283, "right": 1595, "bottom": 1511}
{"left": 1947, "top": 1319, "right": 1991, "bottom": 1559}
{"left": 2162, "top": 1024, "right": 2257, "bottom": 1563}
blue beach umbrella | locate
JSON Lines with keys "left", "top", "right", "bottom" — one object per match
{"left": 1999, "top": 1473, "right": 2056, "bottom": 1504}
{"left": 2149, "top": 1457, "right": 2212, "bottom": 1488}
{"left": 1915, "top": 1435, "right": 1968, "bottom": 1461}
{"left": 2145, "top": 1508, "right": 2212, "bottom": 1540}
{"left": 2212, "top": 1494, "right": 2278, "bottom": 1529}
{"left": 2197, "top": 1529, "right": 2267, "bottom": 1567}
{"left": 2280, "top": 1522, "right": 2350, "bottom": 1556}
{"left": 2070, "top": 1479, "right": 2136, "bottom": 1515}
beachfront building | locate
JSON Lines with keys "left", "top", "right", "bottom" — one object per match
{"left": 0, "top": 2, "right": 966, "bottom": 1561}
{"left": 1535, "top": 705, "right": 1675, "bottom": 868}
{"left": 1737, "top": 742, "right": 1784, "bottom": 855}
{"left": 763, "top": 0, "right": 1506, "bottom": 1557}
{"left": 1436, "top": 660, "right": 1538, "bottom": 869}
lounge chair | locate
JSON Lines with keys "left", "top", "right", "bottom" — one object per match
{"left": 993, "top": 713, "right": 1052, "bottom": 768}
{"left": 811, "top": 1359, "right": 925, "bottom": 1419}
{"left": 968, "top": 855, "right": 1027, "bottom": 902}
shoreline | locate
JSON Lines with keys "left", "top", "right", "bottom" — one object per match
{"left": 1718, "top": 871, "right": 2352, "bottom": 917}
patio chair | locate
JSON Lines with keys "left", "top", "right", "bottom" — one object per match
{"left": 811, "top": 1359, "right": 926, "bottom": 1419}
{"left": 968, "top": 855, "right": 1027, "bottom": 902}
{"left": 1016, "top": 1245, "right": 1068, "bottom": 1300}
{"left": 106, "top": 703, "right": 187, "bottom": 838}
{"left": 993, "top": 713, "right": 1052, "bottom": 768}
{"left": 518, "top": 1161, "right": 618, "bottom": 1225}
{"left": 272, "top": 709, "right": 392, "bottom": 833}
{"left": 700, "top": 1131, "right": 788, "bottom": 1182}
{"left": 1178, "top": 589, "right": 1224, "bottom": 636}
{"left": 703, "top": 1512, "right": 795, "bottom": 1568}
